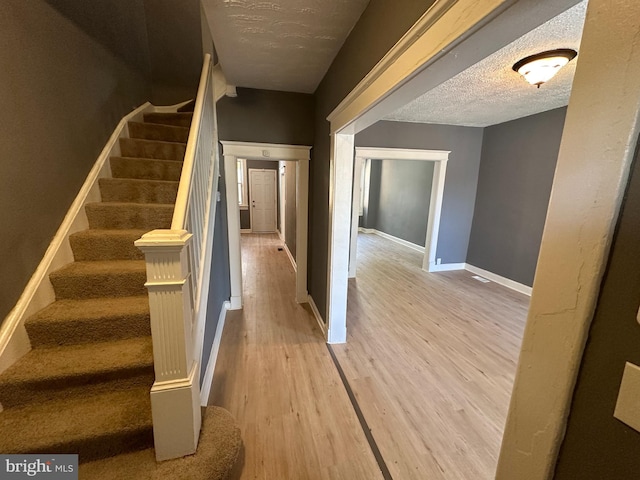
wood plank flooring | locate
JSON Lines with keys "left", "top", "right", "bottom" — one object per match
{"left": 333, "top": 233, "right": 529, "bottom": 479}
{"left": 209, "top": 234, "right": 383, "bottom": 479}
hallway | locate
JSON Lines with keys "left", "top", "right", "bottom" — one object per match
{"left": 209, "top": 234, "right": 383, "bottom": 479}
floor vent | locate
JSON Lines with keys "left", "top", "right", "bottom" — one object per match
{"left": 472, "top": 275, "right": 491, "bottom": 283}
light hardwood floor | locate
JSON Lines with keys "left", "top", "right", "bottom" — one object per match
{"left": 333, "top": 233, "right": 529, "bottom": 479}
{"left": 209, "top": 234, "right": 383, "bottom": 479}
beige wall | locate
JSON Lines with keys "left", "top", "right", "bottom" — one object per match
{"left": 0, "top": 0, "right": 151, "bottom": 323}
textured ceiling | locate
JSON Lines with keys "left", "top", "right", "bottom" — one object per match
{"left": 383, "top": 1, "right": 588, "bottom": 127}
{"left": 201, "top": 0, "right": 370, "bottom": 93}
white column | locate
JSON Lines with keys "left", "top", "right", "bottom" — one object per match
{"left": 223, "top": 154, "right": 243, "bottom": 310}
{"left": 295, "top": 159, "right": 309, "bottom": 303}
{"left": 348, "top": 156, "right": 364, "bottom": 278}
{"left": 135, "top": 230, "right": 201, "bottom": 461}
{"left": 326, "top": 133, "right": 354, "bottom": 344}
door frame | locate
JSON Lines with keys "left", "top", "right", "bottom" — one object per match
{"left": 278, "top": 162, "right": 286, "bottom": 242}
{"left": 221, "top": 141, "right": 311, "bottom": 307}
{"left": 322, "top": 0, "right": 640, "bottom": 477}
{"left": 349, "top": 147, "right": 449, "bottom": 278}
{"left": 248, "top": 168, "right": 277, "bottom": 233}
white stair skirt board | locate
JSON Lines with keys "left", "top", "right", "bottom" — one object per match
{"left": 307, "top": 294, "right": 327, "bottom": 338}
{"left": 465, "top": 264, "right": 532, "bottom": 296}
{"left": 0, "top": 101, "right": 173, "bottom": 375}
{"left": 284, "top": 243, "right": 297, "bottom": 272}
{"left": 199, "top": 301, "right": 230, "bottom": 407}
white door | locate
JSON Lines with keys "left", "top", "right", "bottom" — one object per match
{"left": 249, "top": 169, "right": 277, "bottom": 233}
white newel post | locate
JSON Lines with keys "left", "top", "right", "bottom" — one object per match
{"left": 135, "top": 229, "right": 202, "bottom": 461}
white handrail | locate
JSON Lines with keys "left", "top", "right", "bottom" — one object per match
{"left": 135, "top": 53, "right": 220, "bottom": 461}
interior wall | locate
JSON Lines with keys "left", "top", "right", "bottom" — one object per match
{"left": 217, "top": 88, "right": 315, "bottom": 145}
{"left": 142, "top": 0, "right": 203, "bottom": 105}
{"left": 467, "top": 107, "right": 567, "bottom": 286}
{"left": 355, "top": 121, "right": 484, "bottom": 264}
{"left": 200, "top": 153, "right": 231, "bottom": 385}
{"left": 553, "top": 136, "right": 640, "bottom": 479}
{"left": 362, "top": 160, "right": 434, "bottom": 246}
{"left": 0, "top": 0, "right": 151, "bottom": 325}
{"left": 312, "top": 0, "right": 438, "bottom": 320}
{"left": 285, "top": 161, "right": 297, "bottom": 258}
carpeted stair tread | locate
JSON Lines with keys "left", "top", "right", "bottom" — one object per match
{"left": 99, "top": 178, "right": 179, "bottom": 204}
{"left": 110, "top": 156, "right": 183, "bottom": 181}
{"left": 129, "top": 121, "right": 189, "bottom": 143}
{"left": 86, "top": 202, "right": 174, "bottom": 230}
{"left": 79, "top": 406, "right": 242, "bottom": 480}
{"left": 120, "top": 138, "right": 186, "bottom": 161}
{"left": 0, "top": 387, "right": 153, "bottom": 462}
{"left": 25, "top": 296, "right": 150, "bottom": 347}
{"left": 49, "top": 260, "right": 147, "bottom": 299}
{"left": 0, "top": 337, "right": 153, "bottom": 408}
{"left": 70, "top": 229, "right": 147, "bottom": 261}
{"left": 143, "top": 112, "right": 193, "bottom": 128}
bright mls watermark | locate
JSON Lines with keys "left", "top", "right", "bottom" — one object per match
{"left": 1, "top": 455, "right": 78, "bottom": 479}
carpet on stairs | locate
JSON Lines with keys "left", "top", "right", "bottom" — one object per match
{"left": 0, "top": 108, "right": 241, "bottom": 478}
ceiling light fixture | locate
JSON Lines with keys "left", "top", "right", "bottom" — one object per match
{"left": 512, "top": 49, "right": 577, "bottom": 88}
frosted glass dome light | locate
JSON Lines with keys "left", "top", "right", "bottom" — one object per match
{"left": 513, "top": 49, "right": 577, "bottom": 87}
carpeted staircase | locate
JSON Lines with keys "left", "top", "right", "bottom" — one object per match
{"left": 0, "top": 106, "right": 241, "bottom": 477}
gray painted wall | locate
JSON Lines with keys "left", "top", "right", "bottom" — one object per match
{"left": 200, "top": 151, "right": 231, "bottom": 385}
{"left": 467, "top": 107, "right": 567, "bottom": 286}
{"left": 143, "top": 0, "right": 203, "bottom": 105}
{"left": 363, "top": 159, "right": 434, "bottom": 247}
{"left": 311, "top": 0, "right": 438, "bottom": 320}
{"left": 0, "top": 0, "right": 151, "bottom": 324}
{"left": 355, "top": 121, "right": 484, "bottom": 264}
{"left": 285, "top": 162, "right": 297, "bottom": 258}
{"left": 553, "top": 135, "right": 640, "bottom": 479}
{"left": 218, "top": 88, "right": 314, "bottom": 145}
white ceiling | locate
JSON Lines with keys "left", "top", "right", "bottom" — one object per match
{"left": 383, "top": 1, "right": 588, "bottom": 128}
{"left": 201, "top": 0, "right": 370, "bottom": 94}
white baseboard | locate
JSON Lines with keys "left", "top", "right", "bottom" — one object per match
{"left": 428, "top": 262, "right": 466, "bottom": 272}
{"left": 465, "top": 264, "right": 532, "bottom": 296}
{"left": 370, "top": 229, "right": 425, "bottom": 254}
{"left": 284, "top": 243, "right": 297, "bottom": 272}
{"left": 240, "top": 229, "right": 252, "bottom": 234}
{"left": 229, "top": 295, "right": 242, "bottom": 310}
{"left": 0, "top": 101, "right": 155, "bottom": 375}
{"left": 200, "top": 301, "right": 229, "bottom": 407}
{"left": 307, "top": 294, "right": 327, "bottom": 339}
{"left": 358, "top": 227, "right": 375, "bottom": 234}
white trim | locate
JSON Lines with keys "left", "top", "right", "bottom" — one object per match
{"left": 349, "top": 156, "right": 364, "bottom": 278}
{"left": 284, "top": 243, "right": 297, "bottom": 272}
{"left": 199, "top": 301, "right": 230, "bottom": 407}
{"left": 349, "top": 147, "right": 449, "bottom": 280}
{"left": 370, "top": 229, "right": 424, "bottom": 254}
{"left": 358, "top": 227, "right": 375, "bottom": 234}
{"left": 464, "top": 264, "right": 532, "bottom": 296}
{"left": 229, "top": 296, "right": 242, "bottom": 311}
{"left": 0, "top": 101, "right": 153, "bottom": 375}
{"left": 240, "top": 229, "right": 252, "bottom": 234}
{"left": 429, "top": 263, "right": 466, "bottom": 273}
{"left": 307, "top": 294, "right": 327, "bottom": 339}
{"left": 222, "top": 141, "right": 312, "bottom": 313}
{"left": 237, "top": 158, "right": 248, "bottom": 209}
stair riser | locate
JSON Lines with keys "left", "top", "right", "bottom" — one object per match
{"left": 120, "top": 138, "right": 185, "bottom": 161}
{"left": 26, "top": 314, "right": 151, "bottom": 347}
{"left": 86, "top": 204, "right": 173, "bottom": 230}
{"left": 143, "top": 112, "right": 192, "bottom": 128}
{"left": 70, "top": 234, "right": 143, "bottom": 261}
{"left": 128, "top": 122, "right": 189, "bottom": 143}
{"left": 50, "top": 271, "right": 147, "bottom": 300}
{"left": 0, "top": 369, "right": 154, "bottom": 409}
{"left": 99, "top": 179, "right": 178, "bottom": 204}
{"left": 7, "top": 427, "right": 154, "bottom": 464}
{"left": 110, "top": 157, "right": 183, "bottom": 182}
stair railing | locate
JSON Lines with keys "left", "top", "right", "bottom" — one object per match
{"left": 135, "top": 53, "right": 218, "bottom": 461}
